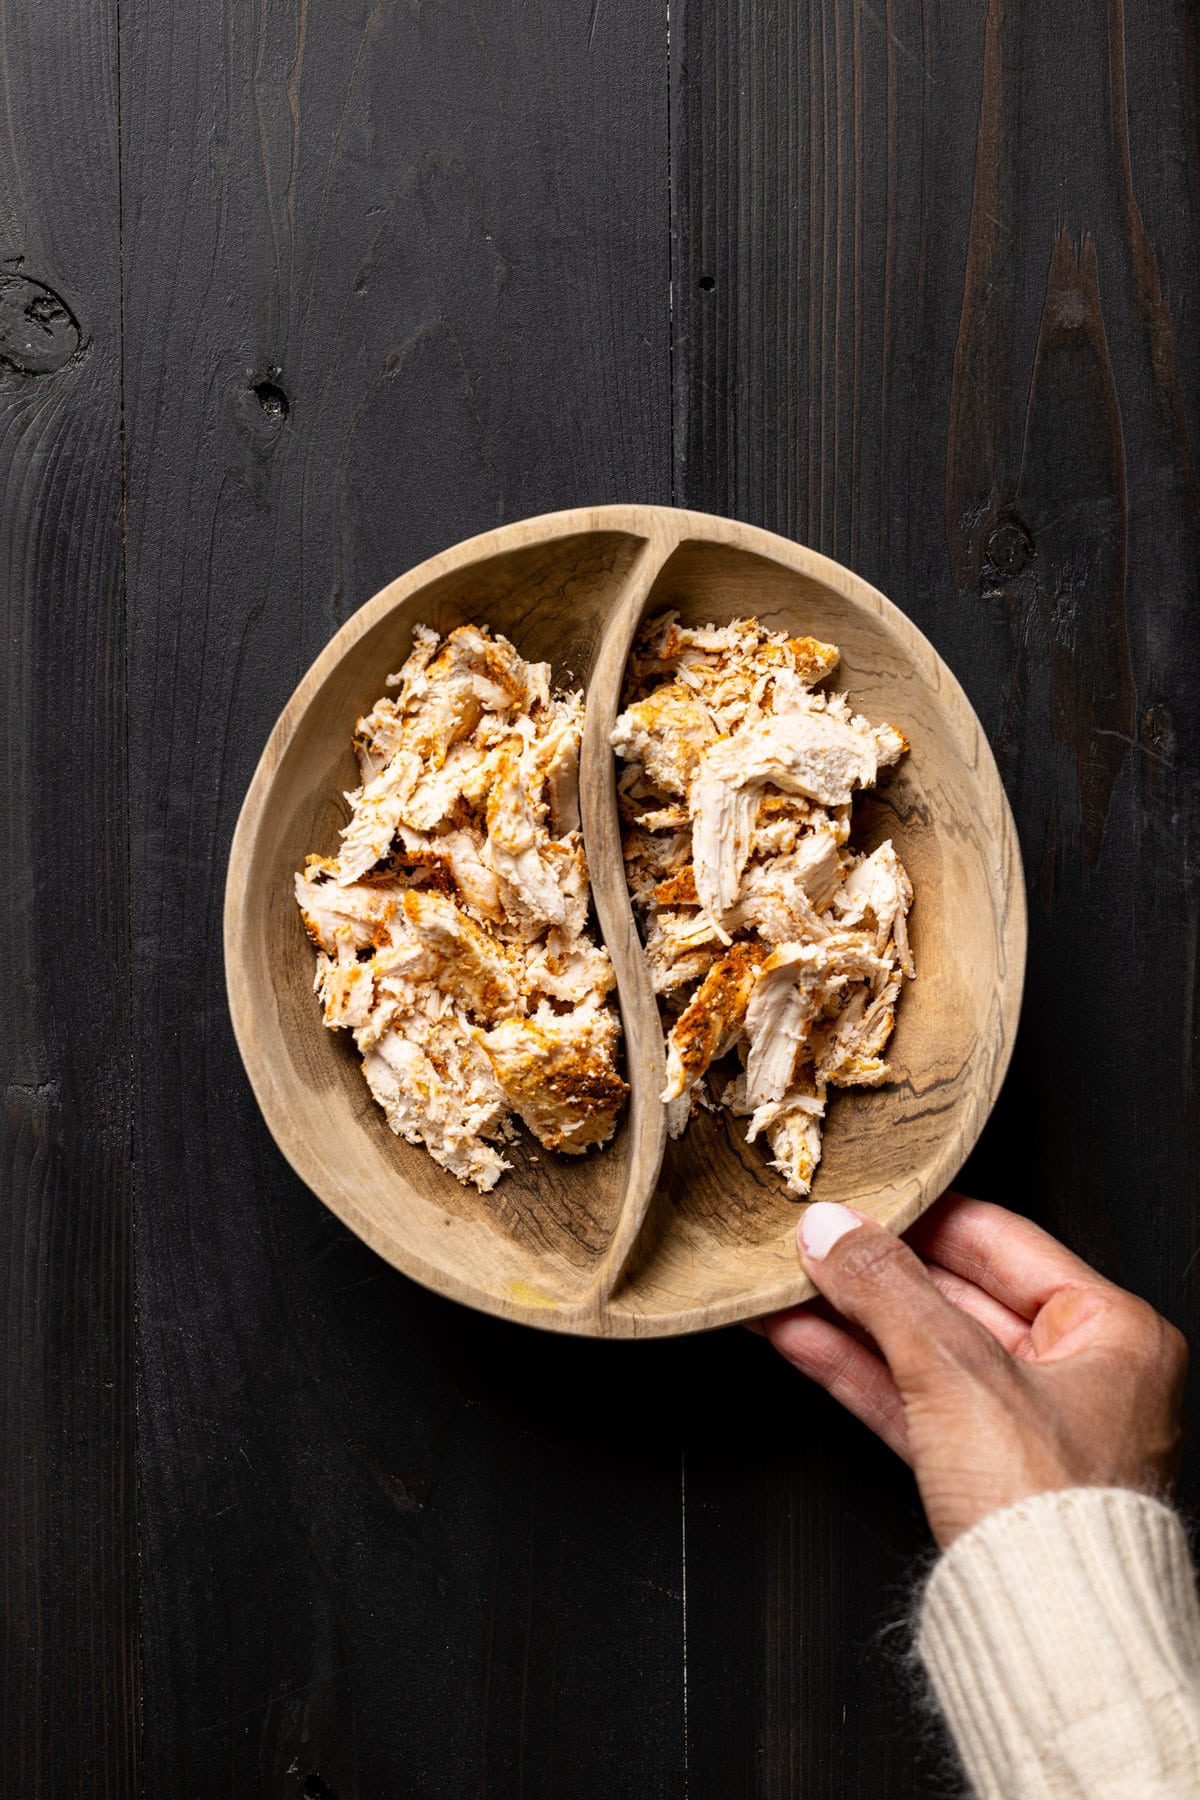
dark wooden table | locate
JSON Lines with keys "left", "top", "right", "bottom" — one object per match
{"left": 4, "top": 1, "right": 1198, "bottom": 1794}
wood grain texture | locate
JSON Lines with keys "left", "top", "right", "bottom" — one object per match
{"left": 120, "top": 4, "right": 680, "bottom": 1794}
{"left": 0, "top": 2, "right": 138, "bottom": 1795}
{"left": 227, "top": 505, "right": 1022, "bottom": 1337}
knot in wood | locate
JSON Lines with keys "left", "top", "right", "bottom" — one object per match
{"left": 984, "top": 517, "right": 1033, "bottom": 580}
{"left": 0, "top": 273, "right": 81, "bottom": 375}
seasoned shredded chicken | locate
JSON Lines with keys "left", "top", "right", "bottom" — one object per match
{"left": 297, "top": 624, "right": 627, "bottom": 1191}
{"left": 612, "top": 612, "right": 915, "bottom": 1197}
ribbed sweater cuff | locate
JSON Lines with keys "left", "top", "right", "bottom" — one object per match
{"left": 917, "top": 1487, "right": 1200, "bottom": 1800}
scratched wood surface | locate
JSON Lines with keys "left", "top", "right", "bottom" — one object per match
{"left": 4, "top": 0, "right": 1199, "bottom": 1793}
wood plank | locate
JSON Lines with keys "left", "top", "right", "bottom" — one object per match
{"left": 672, "top": 0, "right": 1200, "bottom": 1793}
{"left": 119, "top": 1, "right": 678, "bottom": 1791}
{"left": 0, "top": 1, "right": 136, "bottom": 1793}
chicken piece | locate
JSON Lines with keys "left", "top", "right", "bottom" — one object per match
{"left": 434, "top": 827, "right": 505, "bottom": 921}
{"left": 353, "top": 625, "right": 440, "bottom": 781}
{"left": 874, "top": 722, "right": 909, "bottom": 766}
{"left": 334, "top": 750, "right": 423, "bottom": 883}
{"left": 623, "top": 827, "right": 690, "bottom": 911}
{"left": 338, "top": 627, "right": 533, "bottom": 883}
{"left": 657, "top": 908, "right": 726, "bottom": 957}
{"left": 831, "top": 840, "right": 915, "bottom": 978}
{"left": 691, "top": 703, "right": 885, "bottom": 919}
{"left": 454, "top": 740, "right": 509, "bottom": 808}
{"left": 813, "top": 972, "right": 903, "bottom": 1087}
{"left": 788, "top": 637, "right": 842, "bottom": 685}
{"left": 314, "top": 955, "right": 375, "bottom": 1031}
{"left": 524, "top": 929, "right": 616, "bottom": 1006}
{"left": 776, "top": 831, "right": 844, "bottom": 909}
{"left": 390, "top": 889, "right": 526, "bottom": 1020}
{"left": 361, "top": 1022, "right": 511, "bottom": 1190}
{"left": 358, "top": 944, "right": 456, "bottom": 1049}
{"left": 485, "top": 741, "right": 569, "bottom": 927}
{"left": 679, "top": 641, "right": 837, "bottom": 734}
{"left": 542, "top": 716, "right": 582, "bottom": 837}
{"left": 562, "top": 835, "right": 594, "bottom": 938}
{"left": 611, "top": 683, "right": 718, "bottom": 797}
{"left": 637, "top": 803, "right": 692, "bottom": 832}
{"left": 653, "top": 865, "right": 699, "bottom": 907}
{"left": 742, "top": 934, "right": 889, "bottom": 1106}
{"left": 384, "top": 622, "right": 441, "bottom": 708}
{"left": 617, "top": 760, "right": 666, "bottom": 802}
{"left": 648, "top": 950, "right": 718, "bottom": 997}
{"left": 295, "top": 859, "right": 399, "bottom": 953}
{"left": 352, "top": 699, "right": 405, "bottom": 785}
{"left": 672, "top": 955, "right": 721, "bottom": 993}
{"left": 522, "top": 658, "right": 553, "bottom": 715}
{"left": 387, "top": 822, "right": 504, "bottom": 921}
{"left": 478, "top": 1005, "right": 628, "bottom": 1153}
{"left": 629, "top": 615, "right": 840, "bottom": 705}
{"left": 724, "top": 833, "right": 842, "bottom": 942}
{"left": 740, "top": 945, "right": 814, "bottom": 1106}
{"left": 748, "top": 1091, "right": 828, "bottom": 1197}
{"left": 750, "top": 793, "right": 816, "bottom": 857}
{"left": 720, "top": 1059, "right": 829, "bottom": 1196}
{"left": 402, "top": 624, "right": 531, "bottom": 768}
{"left": 399, "top": 739, "right": 483, "bottom": 833}
{"left": 661, "top": 943, "right": 768, "bottom": 1107}
{"left": 642, "top": 908, "right": 720, "bottom": 995}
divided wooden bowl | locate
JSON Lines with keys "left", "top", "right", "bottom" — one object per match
{"left": 224, "top": 506, "right": 1026, "bottom": 1338}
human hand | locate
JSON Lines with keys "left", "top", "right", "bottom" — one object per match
{"left": 760, "top": 1193, "right": 1188, "bottom": 1548}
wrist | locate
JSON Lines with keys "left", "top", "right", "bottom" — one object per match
{"left": 917, "top": 1488, "right": 1200, "bottom": 1797}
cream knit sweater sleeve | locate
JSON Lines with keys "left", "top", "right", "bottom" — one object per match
{"left": 917, "top": 1488, "right": 1200, "bottom": 1799}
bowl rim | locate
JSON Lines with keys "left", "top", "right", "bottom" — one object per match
{"left": 224, "top": 503, "right": 1028, "bottom": 1337}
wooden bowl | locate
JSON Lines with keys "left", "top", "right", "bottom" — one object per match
{"left": 225, "top": 506, "right": 1025, "bottom": 1337}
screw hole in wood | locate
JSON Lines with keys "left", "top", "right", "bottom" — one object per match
{"left": 253, "top": 380, "right": 289, "bottom": 420}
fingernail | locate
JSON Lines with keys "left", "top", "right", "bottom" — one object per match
{"left": 798, "top": 1202, "right": 863, "bottom": 1262}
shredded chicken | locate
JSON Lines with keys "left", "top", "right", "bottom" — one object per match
{"left": 298, "top": 623, "right": 627, "bottom": 1191}
{"left": 613, "top": 611, "right": 916, "bottom": 1198}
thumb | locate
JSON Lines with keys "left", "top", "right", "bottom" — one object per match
{"left": 797, "top": 1203, "right": 999, "bottom": 1395}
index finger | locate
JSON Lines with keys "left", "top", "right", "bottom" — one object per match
{"left": 906, "top": 1192, "right": 1109, "bottom": 1319}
